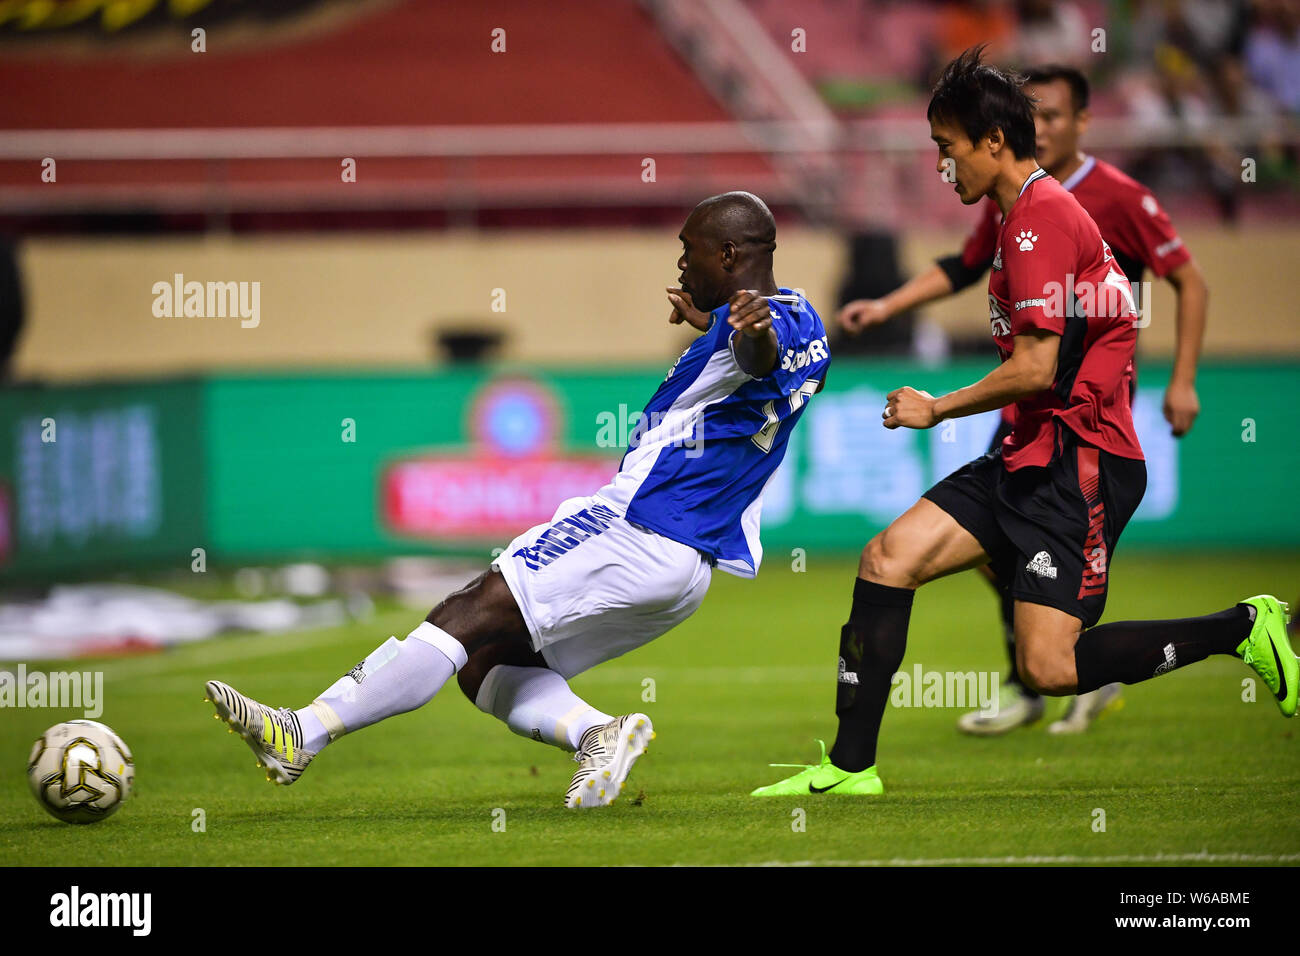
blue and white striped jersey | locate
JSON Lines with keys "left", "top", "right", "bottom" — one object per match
{"left": 595, "top": 288, "right": 830, "bottom": 578}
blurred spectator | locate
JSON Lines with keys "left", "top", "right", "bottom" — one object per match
{"left": 1010, "top": 0, "right": 1092, "bottom": 67}
{"left": 929, "top": 0, "right": 1017, "bottom": 77}
{"left": 1121, "top": 0, "right": 1279, "bottom": 219}
{"left": 1245, "top": 0, "right": 1300, "bottom": 112}
{"left": 1130, "top": 0, "right": 1247, "bottom": 66}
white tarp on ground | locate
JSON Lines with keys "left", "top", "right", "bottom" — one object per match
{"left": 0, "top": 584, "right": 349, "bottom": 661}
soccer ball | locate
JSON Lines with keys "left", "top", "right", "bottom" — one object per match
{"left": 28, "top": 720, "right": 134, "bottom": 824}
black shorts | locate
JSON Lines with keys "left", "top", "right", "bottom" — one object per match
{"left": 925, "top": 427, "right": 1147, "bottom": 627}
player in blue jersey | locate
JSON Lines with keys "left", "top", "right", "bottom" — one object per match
{"left": 203, "top": 192, "right": 831, "bottom": 808}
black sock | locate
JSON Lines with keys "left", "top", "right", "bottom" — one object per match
{"left": 1074, "top": 605, "right": 1254, "bottom": 693}
{"left": 829, "top": 577, "right": 913, "bottom": 773}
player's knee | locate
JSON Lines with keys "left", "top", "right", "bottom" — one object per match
{"left": 1018, "top": 644, "right": 1076, "bottom": 696}
{"left": 859, "top": 529, "right": 921, "bottom": 589}
{"left": 457, "top": 658, "right": 488, "bottom": 703}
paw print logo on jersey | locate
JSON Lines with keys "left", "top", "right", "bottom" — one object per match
{"left": 1016, "top": 229, "right": 1039, "bottom": 252}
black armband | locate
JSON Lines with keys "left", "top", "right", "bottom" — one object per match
{"left": 936, "top": 253, "right": 993, "bottom": 294}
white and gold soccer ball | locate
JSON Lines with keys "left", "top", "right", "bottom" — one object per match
{"left": 28, "top": 720, "right": 134, "bottom": 824}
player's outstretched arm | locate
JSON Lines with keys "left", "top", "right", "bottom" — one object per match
{"left": 728, "top": 290, "right": 778, "bottom": 377}
{"left": 666, "top": 287, "right": 713, "bottom": 332}
{"left": 883, "top": 330, "right": 1059, "bottom": 429}
{"left": 1163, "top": 258, "right": 1207, "bottom": 437}
{"left": 838, "top": 263, "right": 955, "bottom": 335}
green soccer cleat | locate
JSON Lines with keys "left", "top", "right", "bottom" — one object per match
{"left": 1236, "top": 595, "right": 1297, "bottom": 717}
{"left": 750, "top": 739, "right": 883, "bottom": 797}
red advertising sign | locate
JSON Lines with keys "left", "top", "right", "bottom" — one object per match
{"left": 381, "top": 456, "right": 618, "bottom": 539}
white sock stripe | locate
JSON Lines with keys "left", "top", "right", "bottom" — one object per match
{"left": 474, "top": 664, "right": 506, "bottom": 714}
{"left": 554, "top": 703, "right": 594, "bottom": 749}
{"left": 407, "top": 621, "right": 468, "bottom": 671}
{"left": 309, "top": 699, "right": 347, "bottom": 740}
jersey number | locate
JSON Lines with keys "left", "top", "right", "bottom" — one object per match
{"left": 752, "top": 379, "right": 819, "bottom": 453}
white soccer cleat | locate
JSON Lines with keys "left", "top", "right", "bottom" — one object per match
{"left": 956, "top": 682, "right": 1045, "bottom": 736}
{"left": 1047, "top": 682, "right": 1123, "bottom": 734}
{"left": 564, "top": 714, "right": 654, "bottom": 809}
{"left": 204, "top": 680, "right": 316, "bottom": 785}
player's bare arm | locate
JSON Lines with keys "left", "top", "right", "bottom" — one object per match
{"left": 883, "top": 330, "right": 1059, "bottom": 429}
{"left": 838, "top": 264, "right": 955, "bottom": 335}
{"left": 728, "top": 290, "right": 779, "bottom": 377}
{"left": 1163, "top": 258, "right": 1208, "bottom": 437}
{"left": 666, "top": 286, "right": 712, "bottom": 332}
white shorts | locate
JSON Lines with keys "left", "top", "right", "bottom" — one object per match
{"left": 490, "top": 495, "right": 712, "bottom": 679}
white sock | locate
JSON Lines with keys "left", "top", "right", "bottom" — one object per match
{"left": 475, "top": 664, "right": 612, "bottom": 752}
{"left": 296, "top": 622, "right": 467, "bottom": 753}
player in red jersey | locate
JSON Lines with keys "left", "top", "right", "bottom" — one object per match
{"left": 752, "top": 47, "right": 1293, "bottom": 799}
{"left": 838, "top": 65, "right": 1210, "bottom": 736}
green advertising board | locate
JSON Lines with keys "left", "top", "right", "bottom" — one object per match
{"left": 1, "top": 361, "right": 1296, "bottom": 580}
{"left": 0, "top": 381, "right": 205, "bottom": 577}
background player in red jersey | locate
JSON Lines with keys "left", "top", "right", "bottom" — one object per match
{"left": 752, "top": 47, "right": 1294, "bottom": 799}
{"left": 838, "top": 64, "right": 1210, "bottom": 737}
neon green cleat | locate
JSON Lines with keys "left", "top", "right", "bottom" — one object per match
{"left": 204, "top": 679, "right": 316, "bottom": 785}
{"left": 1237, "top": 596, "right": 1297, "bottom": 717}
{"left": 750, "top": 739, "right": 883, "bottom": 797}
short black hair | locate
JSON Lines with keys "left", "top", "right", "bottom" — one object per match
{"left": 1023, "top": 64, "right": 1091, "bottom": 112}
{"left": 927, "top": 45, "right": 1036, "bottom": 160}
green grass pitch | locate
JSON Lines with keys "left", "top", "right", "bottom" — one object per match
{"left": 2, "top": 552, "right": 1298, "bottom": 866}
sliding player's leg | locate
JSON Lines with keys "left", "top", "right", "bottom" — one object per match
{"left": 207, "top": 500, "right": 709, "bottom": 805}
{"left": 752, "top": 496, "right": 988, "bottom": 796}
{"left": 470, "top": 665, "right": 609, "bottom": 752}
{"left": 477, "top": 495, "right": 712, "bottom": 806}
{"left": 472, "top": 663, "right": 655, "bottom": 808}
{"left": 205, "top": 568, "right": 541, "bottom": 785}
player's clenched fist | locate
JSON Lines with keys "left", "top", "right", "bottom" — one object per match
{"left": 883, "top": 386, "right": 939, "bottom": 429}
{"left": 1162, "top": 380, "right": 1200, "bottom": 437}
{"left": 838, "top": 298, "right": 891, "bottom": 335}
{"left": 727, "top": 290, "right": 773, "bottom": 338}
